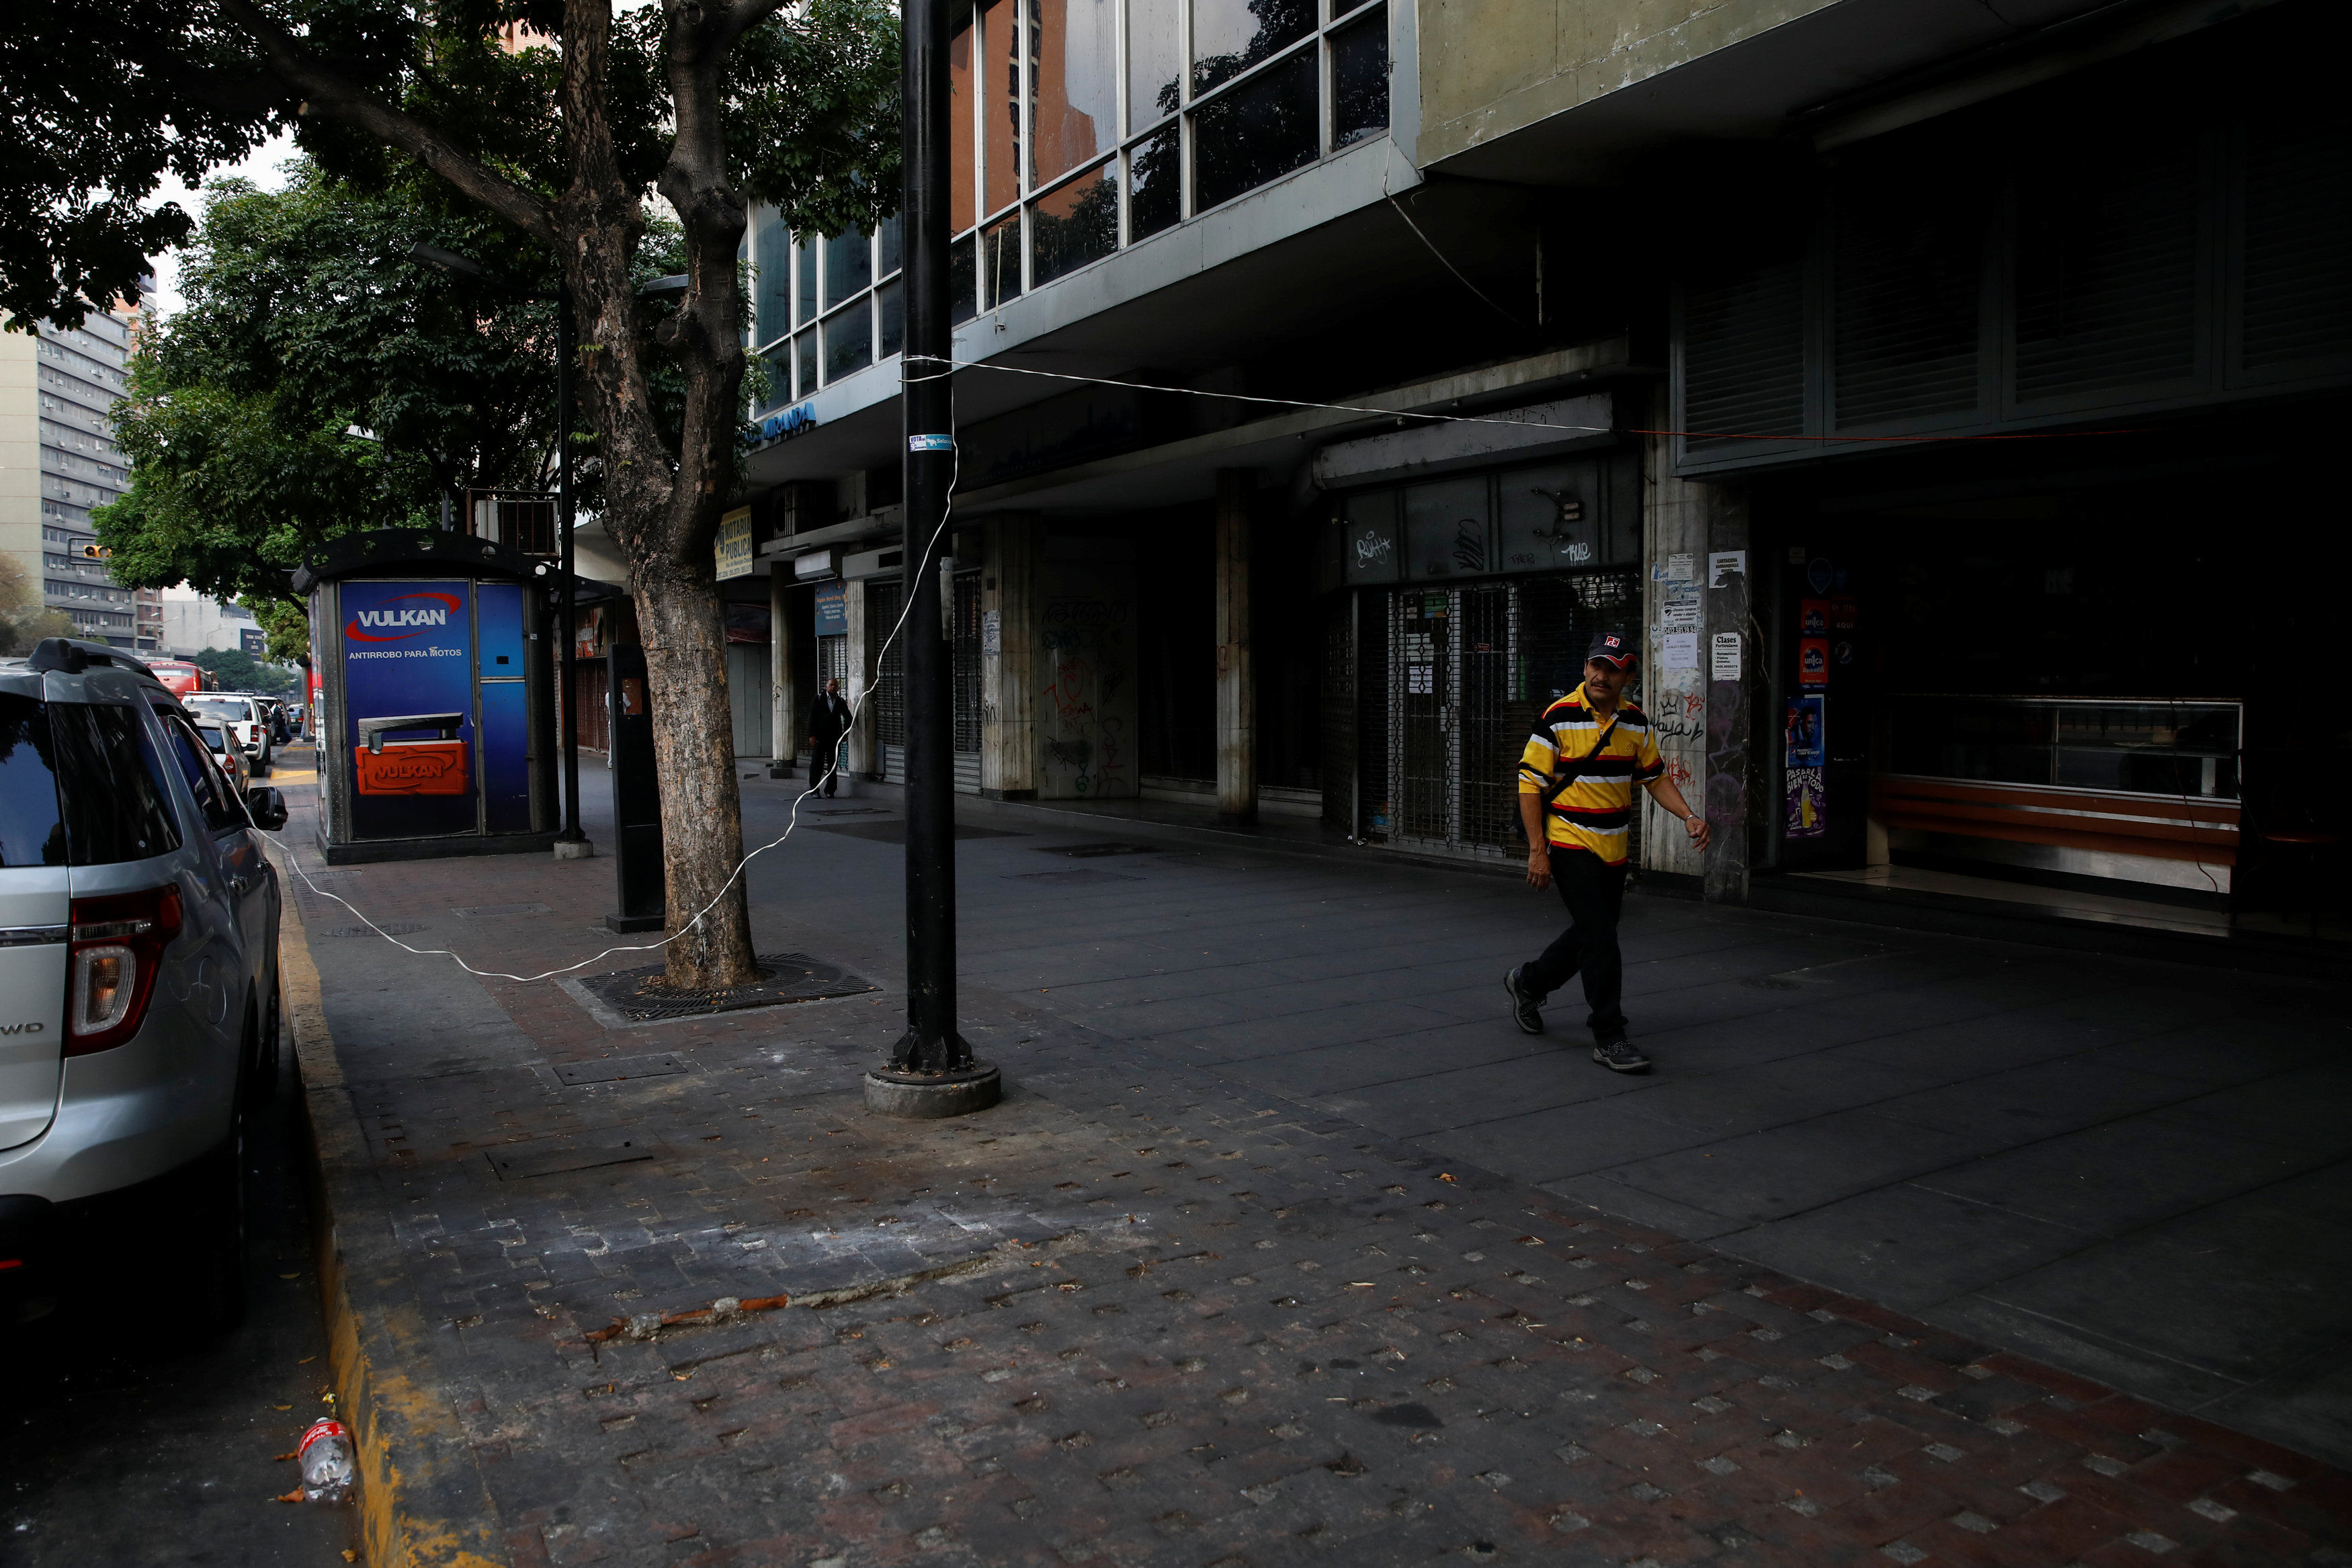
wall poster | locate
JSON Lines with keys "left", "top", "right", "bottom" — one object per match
{"left": 1785, "top": 694, "right": 1825, "bottom": 767}
{"left": 341, "top": 579, "right": 476, "bottom": 840}
{"left": 1785, "top": 767, "right": 1826, "bottom": 838}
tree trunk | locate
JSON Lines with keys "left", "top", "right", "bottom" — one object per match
{"left": 556, "top": 0, "right": 762, "bottom": 990}
{"left": 634, "top": 569, "right": 758, "bottom": 986}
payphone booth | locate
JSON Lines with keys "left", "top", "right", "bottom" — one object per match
{"left": 296, "top": 530, "right": 560, "bottom": 864}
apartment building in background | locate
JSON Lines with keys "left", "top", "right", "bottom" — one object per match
{"left": 0, "top": 298, "right": 163, "bottom": 650}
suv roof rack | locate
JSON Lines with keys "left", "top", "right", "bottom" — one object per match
{"left": 27, "top": 638, "right": 156, "bottom": 677}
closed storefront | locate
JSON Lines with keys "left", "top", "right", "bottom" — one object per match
{"left": 1327, "top": 451, "right": 1643, "bottom": 861}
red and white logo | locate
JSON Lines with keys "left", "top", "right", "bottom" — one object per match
{"left": 345, "top": 593, "right": 461, "bottom": 644}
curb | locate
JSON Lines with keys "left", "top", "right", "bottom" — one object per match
{"left": 276, "top": 848, "right": 511, "bottom": 1568}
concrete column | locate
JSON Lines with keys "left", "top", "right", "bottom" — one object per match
{"left": 1702, "top": 493, "right": 1753, "bottom": 906}
{"left": 843, "top": 577, "right": 872, "bottom": 777}
{"left": 1215, "top": 470, "right": 1256, "bottom": 824}
{"left": 1641, "top": 390, "right": 1709, "bottom": 885}
{"left": 981, "top": 515, "right": 1043, "bottom": 799}
{"left": 768, "top": 566, "right": 797, "bottom": 777}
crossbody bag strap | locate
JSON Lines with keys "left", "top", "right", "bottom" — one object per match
{"left": 1540, "top": 715, "right": 1620, "bottom": 808}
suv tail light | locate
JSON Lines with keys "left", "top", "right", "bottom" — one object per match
{"left": 67, "top": 885, "right": 183, "bottom": 1056}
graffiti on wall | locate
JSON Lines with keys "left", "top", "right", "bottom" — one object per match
{"left": 1040, "top": 594, "right": 1135, "bottom": 799}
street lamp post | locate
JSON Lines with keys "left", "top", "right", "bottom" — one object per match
{"left": 863, "top": 0, "right": 999, "bottom": 1119}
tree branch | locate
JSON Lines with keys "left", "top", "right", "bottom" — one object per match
{"left": 213, "top": 0, "right": 556, "bottom": 243}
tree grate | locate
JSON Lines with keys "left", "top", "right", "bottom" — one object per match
{"left": 578, "top": 952, "right": 878, "bottom": 1022}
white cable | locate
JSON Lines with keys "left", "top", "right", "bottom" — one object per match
{"left": 279, "top": 438, "right": 964, "bottom": 987}
{"left": 897, "top": 353, "right": 1609, "bottom": 436}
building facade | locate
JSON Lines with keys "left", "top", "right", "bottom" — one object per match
{"left": 680, "top": 0, "right": 2347, "bottom": 945}
{"left": 0, "top": 303, "right": 163, "bottom": 650}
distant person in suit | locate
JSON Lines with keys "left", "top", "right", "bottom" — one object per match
{"left": 807, "top": 678, "right": 850, "bottom": 797}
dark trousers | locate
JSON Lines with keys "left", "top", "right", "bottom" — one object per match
{"left": 1521, "top": 847, "right": 1630, "bottom": 1036}
{"left": 811, "top": 738, "right": 843, "bottom": 795}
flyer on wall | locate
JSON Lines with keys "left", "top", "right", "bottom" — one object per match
{"left": 1785, "top": 695, "right": 1825, "bottom": 767}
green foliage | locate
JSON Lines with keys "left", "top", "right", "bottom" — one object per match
{"left": 93, "top": 161, "right": 558, "bottom": 606}
{"left": 192, "top": 645, "right": 299, "bottom": 695}
{"left": 4, "top": 0, "right": 902, "bottom": 333}
{"left": 249, "top": 597, "right": 313, "bottom": 666}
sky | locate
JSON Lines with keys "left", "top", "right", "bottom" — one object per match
{"left": 145, "top": 130, "right": 300, "bottom": 318}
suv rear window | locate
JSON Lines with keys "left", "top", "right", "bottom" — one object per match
{"left": 0, "top": 694, "right": 183, "bottom": 867}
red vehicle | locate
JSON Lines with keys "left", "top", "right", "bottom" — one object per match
{"left": 149, "top": 659, "right": 209, "bottom": 698}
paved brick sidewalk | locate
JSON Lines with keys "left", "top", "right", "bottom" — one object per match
{"left": 274, "top": 781, "right": 2351, "bottom": 1568}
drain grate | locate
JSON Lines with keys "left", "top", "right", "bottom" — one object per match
{"left": 325, "top": 921, "right": 427, "bottom": 938}
{"left": 1011, "top": 869, "right": 1144, "bottom": 885}
{"left": 454, "top": 902, "right": 551, "bottom": 918}
{"left": 554, "top": 1053, "right": 689, "bottom": 1085}
{"left": 1042, "top": 841, "right": 1160, "bottom": 858}
{"left": 490, "top": 1136, "right": 659, "bottom": 1180}
{"left": 577, "top": 951, "right": 878, "bottom": 1022}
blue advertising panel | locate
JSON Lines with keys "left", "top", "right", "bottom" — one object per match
{"left": 814, "top": 581, "right": 847, "bottom": 636}
{"left": 341, "top": 579, "right": 476, "bottom": 840}
{"left": 476, "top": 582, "right": 532, "bottom": 833}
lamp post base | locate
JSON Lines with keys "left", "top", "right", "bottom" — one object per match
{"left": 864, "top": 1061, "right": 1001, "bottom": 1120}
{"left": 554, "top": 836, "right": 595, "bottom": 861}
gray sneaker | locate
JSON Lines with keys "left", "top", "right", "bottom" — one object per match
{"left": 1504, "top": 967, "right": 1544, "bottom": 1035}
{"left": 1592, "top": 1037, "right": 1650, "bottom": 1074}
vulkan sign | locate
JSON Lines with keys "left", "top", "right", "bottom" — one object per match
{"left": 347, "top": 597, "right": 458, "bottom": 637}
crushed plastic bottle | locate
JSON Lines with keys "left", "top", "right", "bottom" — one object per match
{"left": 297, "top": 1418, "right": 355, "bottom": 1504}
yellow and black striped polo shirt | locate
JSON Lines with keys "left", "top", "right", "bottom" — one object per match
{"left": 1517, "top": 684, "right": 1665, "bottom": 865}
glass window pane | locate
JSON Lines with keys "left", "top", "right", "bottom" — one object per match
{"left": 1192, "top": 48, "right": 1318, "bottom": 212}
{"left": 795, "top": 234, "right": 818, "bottom": 325}
{"left": 1030, "top": 0, "right": 1118, "bottom": 187}
{"left": 878, "top": 279, "right": 905, "bottom": 358}
{"left": 1192, "top": 0, "right": 1313, "bottom": 97}
{"left": 981, "top": 0, "right": 1021, "bottom": 213}
{"left": 952, "top": 234, "right": 978, "bottom": 324}
{"left": 1127, "top": 0, "right": 1180, "bottom": 132}
{"left": 1330, "top": 0, "right": 1373, "bottom": 14}
{"left": 825, "top": 296, "right": 873, "bottom": 381}
{"left": 825, "top": 227, "right": 872, "bottom": 308}
{"left": 1128, "top": 125, "right": 1181, "bottom": 238}
{"left": 878, "top": 212, "right": 905, "bottom": 278}
{"left": 1032, "top": 162, "right": 1118, "bottom": 285}
{"left": 795, "top": 329, "right": 818, "bottom": 395}
{"left": 951, "top": 10, "right": 976, "bottom": 232}
{"left": 754, "top": 209, "right": 791, "bottom": 345}
{"left": 980, "top": 213, "right": 1023, "bottom": 307}
{"left": 1330, "top": 7, "right": 1389, "bottom": 149}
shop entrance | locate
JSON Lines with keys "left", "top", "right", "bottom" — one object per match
{"left": 1367, "top": 572, "right": 1638, "bottom": 860}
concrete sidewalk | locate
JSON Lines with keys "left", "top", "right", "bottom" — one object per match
{"left": 280, "top": 768, "right": 2352, "bottom": 1566}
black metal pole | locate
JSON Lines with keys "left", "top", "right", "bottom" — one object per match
{"left": 556, "top": 290, "right": 586, "bottom": 846}
{"left": 892, "top": 0, "right": 964, "bottom": 1074}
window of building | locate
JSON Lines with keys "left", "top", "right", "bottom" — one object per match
{"left": 744, "top": 0, "right": 1388, "bottom": 415}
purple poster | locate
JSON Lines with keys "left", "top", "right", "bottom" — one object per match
{"left": 1784, "top": 767, "right": 1826, "bottom": 839}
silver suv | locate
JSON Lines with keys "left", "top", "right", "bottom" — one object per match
{"left": 0, "top": 640, "right": 288, "bottom": 1330}
{"left": 185, "top": 693, "right": 273, "bottom": 777}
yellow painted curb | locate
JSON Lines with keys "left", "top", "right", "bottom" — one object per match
{"left": 277, "top": 850, "right": 509, "bottom": 1568}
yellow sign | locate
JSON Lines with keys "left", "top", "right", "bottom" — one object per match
{"left": 715, "top": 507, "right": 753, "bottom": 581}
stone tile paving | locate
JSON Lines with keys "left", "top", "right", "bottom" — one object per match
{"left": 272, "top": 791, "right": 2352, "bottom": 1567}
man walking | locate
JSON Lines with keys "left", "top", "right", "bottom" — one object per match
{"left": 806, "top": 677, "right": 851, "bottom": 798}
{"left": 1505, "top": 633, "right": 1709, "bottom": 1073}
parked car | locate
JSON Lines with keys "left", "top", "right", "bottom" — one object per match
{"left": 0, "top": 638, "right": 288, "bottom": 1332}
{"left": 184, "top": 693, "right": 271, "bottom": 777}
{"left": 192, "top": 721, "right": 249, "bottom": 793}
